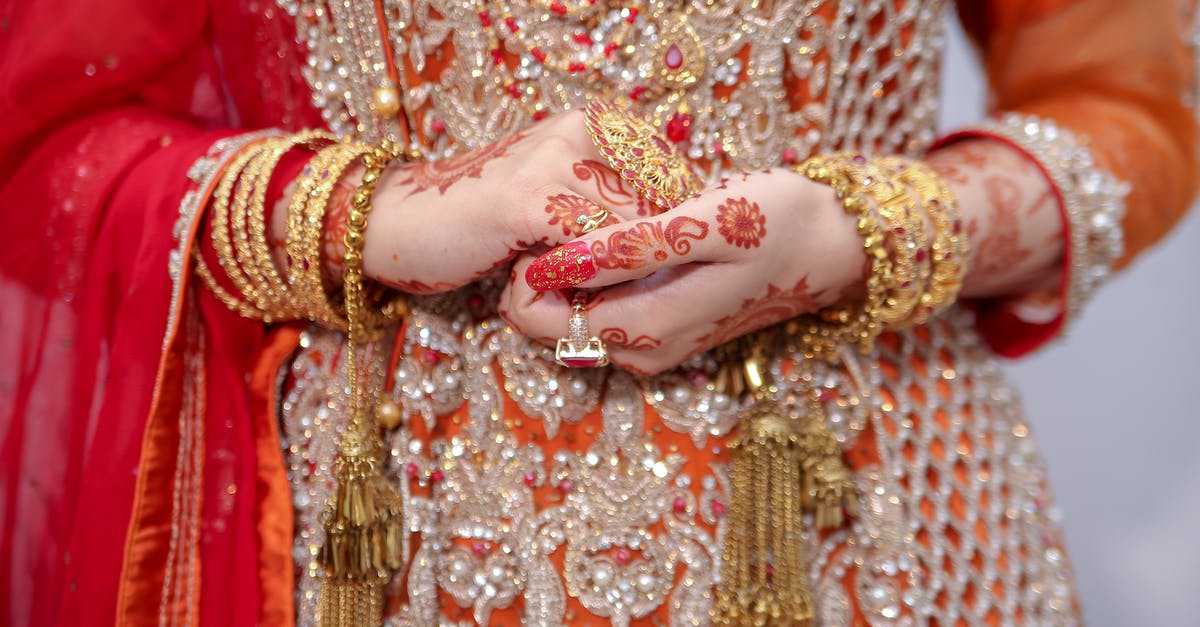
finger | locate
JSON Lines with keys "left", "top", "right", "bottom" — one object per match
{"left": 517, "top": 190, "right": 624, "bottom": 252}
{"left": 560, "top": 158, "right": 651, "bottom": 220}
{"left": 524, "top": 195, "right": 770, "bottom": 291}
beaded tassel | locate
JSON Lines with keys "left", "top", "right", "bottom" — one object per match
{"left": 714, "top": 342, "right": 814, "bottom": 627}
{"left": 319, "top": 447, "right": 404, "bottom": 625}
{"left": 794, "top": 363, "right": 859, "bottom": 531}
{"left": 317, "top": 144, "right": 411, "bottom": 626}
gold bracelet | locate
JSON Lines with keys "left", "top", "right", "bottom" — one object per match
{"left": 199, "top": 138, "right": 278, "bottom": 318}
{"left": 284, "top": 142, "right": 373, "bottom": 329}
{"left": 243, "top": 132, "right": 335, "bottom": 320}
{"left": 793, "top": 154, "right": 898, "bottom": 357}
{"left": 876, "top": 156, "right": 969, "bottom": 326}
{"left": 820, "top": 153, "right": 930, "bottom": 326}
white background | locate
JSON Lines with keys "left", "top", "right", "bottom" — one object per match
{"left": 939, "top": 13, "right": 1200, "bottom": 627}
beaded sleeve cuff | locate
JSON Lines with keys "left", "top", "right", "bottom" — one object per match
{"left": 937, "top": 112, "right": 1128, "bottom": 350}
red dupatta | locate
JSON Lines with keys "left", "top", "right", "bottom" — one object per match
{"left": 0, "top": 0, "right": 319, "bottom": 624}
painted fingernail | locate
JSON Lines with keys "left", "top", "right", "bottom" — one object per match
{"left": 525, "top": 241, "right": 596, "bottom": 291}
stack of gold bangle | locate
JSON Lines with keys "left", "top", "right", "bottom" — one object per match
{"left": 792, "top": 151, "right": 967, "bottom": 356}
{"left": 195, "top": 133, "right": 421, "bottom": 332}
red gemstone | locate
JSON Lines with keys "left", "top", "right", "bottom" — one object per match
{"left": 490, "top": 48, "right": 505, "bottom": 65}
{"left": 405, "top": 463, "right": 419, "bottom": 477}
{"left": 506, "top": 83, "right": 522, "bottom": 98}
{"left": 504, "top": 17, "right": 519, "bottom": 32}
{"left": 615, "top": 549, "right": 632, "bottom": 564}
{"left": 781, "top": 148, "right": 798, "bottom": 165}
{"left": 766, "top": 563, "right": 775, "bottom": 580}
{"left": 568, "top": 61, "right": 586, "bottom": 73}
{"left": 431, "top": 119, "right": 446, "bottom": 134}
{"left": 819, "top": 388, "right": 836, "bottom": 403}
{"left": 477, "top": 11, "right": 492, "bottom": 27}
{"left": 665, "top": 112, "right": 692, "bottom": 143}
{"left": 531, "top": 47, "right": 547, "bottom": 63}
{"left": 915, "top": 248, "right": 928, "bottom": 262}
{"left": 712, "top": 141, "right": 725, "bottom": 156}
{"left": 852, "top": 154, "right": 866, "bottom": 164}
{"left": 430, "top": 469, "right": 445, "bottom": 482}
{"left": 472, "top": 542, "right": 488, "bottom": 557}
{"left": 557, "top": 478, "right": 574, "bottom": 492}
{"left": 952, "top": 219, "right": 962, "bottom": 233}
{"left": 664, "top": 44, "right": 684, "bottom": 70}
{"left": 549, "top": 1, "right": 567, "bottom": 15}
{"left": 711, "top": 501, "right": 726, "bottom": 516}
{"left": 421, "top": 350, "right": 441, "bottom": 366}
{"left": 524, "top": 472, "right": 538, "bottom": 487}
{"left": 673, "top": 496, "right": 688, "bottom": 513}
{"left": 603, "top": 41, "right": 619, "bottom": 57}
{"left": 561, "top": 356, "right": 600, "bottom": 367}
{"left": 894, "top": 227, "right": 906, "bottom": 235}
{"left": 532, "top": 109, "right": 549, "bottom": 121}
{"left": 625, "top": 7, "right": 639, "bottom": 22}
{"left": 629, "top": 85, "right": 646, "bottom": 101}
{"left": 573, "top": 32, "right": 592, "bottom": 45}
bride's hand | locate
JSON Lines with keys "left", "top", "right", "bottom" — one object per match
{"left": 499, "top": 169, "right": 867, "bottom": 375}
{"left": 310, "top": 111, "right": 648, "bottom": 293}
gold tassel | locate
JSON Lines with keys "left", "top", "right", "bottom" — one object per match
{"left": 714, "top": 339, "right": 814, "bottom": 627}
{"left": 318, "top": 144, "right": 411, "bottom": 626}
{"left": 319, "top": 436, "right": 405, "bottom": 624}
{"left": 794, "top": 387, "right": 859, "bottom": 530}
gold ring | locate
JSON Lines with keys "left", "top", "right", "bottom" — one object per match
{"left": 576, "top": 207, "right": 611, "bottom": 234}
{"left": 554, "top": 293, "right": 610, "bottom": 368}
{"left": 583, "top": 101, "right": 703, "bottom": 212}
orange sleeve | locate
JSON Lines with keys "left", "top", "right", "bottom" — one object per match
{"left": 958, "top": 0, "right": 1199, "bottom": 266}
{"left": 941, "top": 0, "right": 1198, "bottom": 357}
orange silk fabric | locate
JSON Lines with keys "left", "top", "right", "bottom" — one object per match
{"left": 957, "top": 0, "right": 1200, "bottom": 268}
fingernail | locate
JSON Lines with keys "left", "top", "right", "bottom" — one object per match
{"left": 525, "top": 241, "right": 596, "bottom": 291}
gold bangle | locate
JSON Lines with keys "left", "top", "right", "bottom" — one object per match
{"left": 876, "top": 157, "right": 969, "bottom": 326}
{"left": 285, "top": 142, "right": 374, "bottom": 329}
{"left": 202, "top": 138, "right": 278, "bottom": 318}
{"left": 212, "top": 140, "right": 277, "bottom": 312}
{"left": 819, "top": 153, "right": 930, "bottom": 326}
{"left": 793, "top": 154, "right": 896, "bottom": 357}
{"left": 243, "top": 132, "right": 335, "bottom": 320}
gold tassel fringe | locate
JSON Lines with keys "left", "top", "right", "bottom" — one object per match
{"left": 319, "top": 452, "right": 404, "bottom": 625}
{"left": 796, "top": 402, "right": 859, "bottom": 531}
{"left": 714, "top": 393, "right": 814, "bottom": 627}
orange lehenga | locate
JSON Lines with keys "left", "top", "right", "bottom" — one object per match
{"left": 1, "top": 0, "right": 1197, "bottom": 625}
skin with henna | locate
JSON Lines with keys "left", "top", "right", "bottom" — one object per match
{"left": 507, "top": 136, "right": 1064, "bottom": 375}
{"left": 266, "top": 111, "right": 637, "bottom": 294}
{"left": 266, "top": 113, "right": 1064, "bottom": 375}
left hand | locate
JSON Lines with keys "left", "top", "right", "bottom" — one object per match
{"left": 498, "top": 168, "right": 868, "bottom": 375}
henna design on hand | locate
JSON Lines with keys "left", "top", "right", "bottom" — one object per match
{"left": 715, "top": 197, "right": 766, "bottom": 249}
{"left": 590, "top": 216, "right": 709, "bottom": 270}
{"left": 968, "top": 175, "right": 1035, "bottom": 279}
{"left": 572, "top": 159, "right": 653, "bottom": 216}
{"left": 320, "top": 177, "right": 355, "bottom": 278}
{"left": 598, "top": 327, "right": 663, "bottom": 351}
{"left": 396, "top": 132, "right": 526, "bottom": 196}
{"left": 694, "top": 275, "right": 824, "bottom": 348}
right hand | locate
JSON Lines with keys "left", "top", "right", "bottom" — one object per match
{"left": 356, "top": 110, "right": 648, "bottom": 294}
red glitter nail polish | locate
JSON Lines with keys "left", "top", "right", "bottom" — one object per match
{"left": 525, "top": 241, "right": 596, "bottom": 291}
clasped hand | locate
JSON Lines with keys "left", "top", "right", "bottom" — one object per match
{"left": 363, "top": 111, "right": 864, "bottom": 375}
